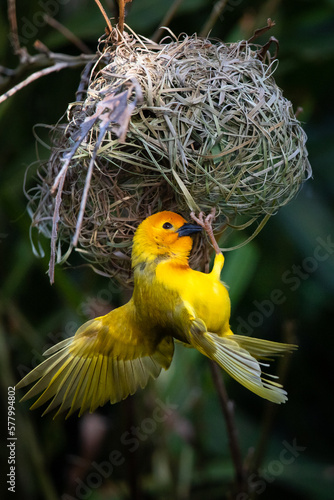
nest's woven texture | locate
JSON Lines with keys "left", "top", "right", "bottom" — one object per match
{"left": 28, "top": 30, "right": 311, "bottom": 283}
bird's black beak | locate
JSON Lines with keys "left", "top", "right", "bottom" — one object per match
{"left": 177, "top": 223, "right": 202, "bottom": 237}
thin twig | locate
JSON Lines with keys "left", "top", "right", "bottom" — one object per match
{"left": 94, "top": 0, "right": 113, "bottom": 34}
{"left": 192, "top": 208, "right": 245, "bottom": 492}
{"left": 209, "top": 360, "right": 246, "bottom": 491}
{"left": 76, "top": 60, "right": 96, "bottom": 101}
{"left": 118, "top": 0, "right": 125, "bottom": 34}
{"left": 118, "top": 0, "right": 133, "bottom": 34}
{"left": 250, "top": 320, "right": 297, "bottom": 476}
{"left": 152, "top": 0, "right": 184, "bottom": 42}
{"left": 72, "top": 152, "right": 96, "bottom": 248}
{"left": 7, "top": 0, "right": 19, "bottom": 52}
{"left": 0, "top": 62, "right": 73, "bottom": 104}
{"left": 0, "top": 53, "right": 94, "bottom": 104}
{"left": 124, "top": 397, "right": 140, "bottom": 499}
{"left": 257, "top": 36, "right": 279, "bottom": 62}
{"left": 200, "top": 0, "right": 228, "bottom": 38}
{"left": 7, "top": 0, "right": 27, "bottom": 59}
{"left": 49, "top": 167, "right": 68, "bottom": 284}
{"left": 43, "top": 14, "right": 92, "bottom": 54}
{"left": 247, "top": 18, "right": 275, "bottom": 43}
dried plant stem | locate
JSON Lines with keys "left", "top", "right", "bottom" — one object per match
{"left": 7, "top": 0, "right": 19, "bottom": 52}
{"left": 192, "top": 211, "right": 245, "bottom": 492}
{"left": 49, "top": 167, "right": 67, "bottom": 284}
{"left": 0, "top": 53, "right": 93, "bottom": 104}
{"left": 43, "top": 14, "right": 92, "bottom": 54}
{"left": 124, "top": 397, "right": 140, "bottom": 499}
{"left": 250, "top": 320, "right": 297, "bottom": 475}
{"left": 152, "top": 0, "right": 184, "bottom": 42}
{"left": 3, "top": 1, "right": 95, "bottom": 104}
{"left": 76, "top": 60, "right": 96, "bottom": 101}
{"left": 117, "top": 0, "right": 133, "bottom": 34}
{"left": 0, "top": 62, "right": 70, "bottom": 104}
{"left": 209, "top": 360, "right": 246, "bottom": 491}
{"left": 118, "top": 0, "right": 125, "bottom": 34}
{"left": 200, "top": 0, "right": 228, "bottom": 38}
{"left": 247, "top": 18, "right": 276, "bottom": 43}
{"left": 7, "top": 0, "right": 26, "bottom": 58}
{"left": 94, "top": 0, "right": 113, "bottom": 33}
{"left": 72, "top": 154, "right": 96, "bottom": 248}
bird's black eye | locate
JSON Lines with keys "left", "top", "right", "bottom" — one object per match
{"left": 162, "top": 222, "right": 173, "bottom": 229}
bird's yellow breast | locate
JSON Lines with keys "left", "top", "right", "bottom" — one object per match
{"left": 155, "top": 261, "right": 231, "bottom": 335}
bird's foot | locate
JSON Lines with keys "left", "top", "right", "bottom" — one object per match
{"left": 190, "top": 208, "right": 222, "bottom": 255}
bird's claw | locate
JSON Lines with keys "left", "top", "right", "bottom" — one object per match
{"left": 190, "top": 208, "right": 215, "bottom": 230}
{"left": 190, "top": 208, "right": 221, "bottom": 255}
{"left": 190, "top": 211, "right": 204, "bottom": 228}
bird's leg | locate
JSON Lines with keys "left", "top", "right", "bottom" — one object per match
{"left": 190, "top": 208, "right": 222, "bottom": 255}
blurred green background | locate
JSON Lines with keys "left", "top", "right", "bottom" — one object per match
{"left": 1, "top": 1, "right": 333, "bottom": 499}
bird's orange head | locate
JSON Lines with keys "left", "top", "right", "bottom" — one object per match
{"left": 131, "top": 211, "right": 202, "bottom": 268}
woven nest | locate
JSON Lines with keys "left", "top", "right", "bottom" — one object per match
{"left": 28, "top": 28, "right": 311, "bottom": 284}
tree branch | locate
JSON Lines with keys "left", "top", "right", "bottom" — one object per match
{"left": 43, "top": 14, "right": 92, "bottom": 54}
{"left": 209, "top": 360, "right": 246, "bottom": 492}
{"left": 250, "top": 320, "right": 297, "bottom": 474}
{"left": 0, "top": 53, "right": 94, "bottom": 104}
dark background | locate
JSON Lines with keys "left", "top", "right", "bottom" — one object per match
{"left": 1, "top": 1, "right": 333, "bottom": 499}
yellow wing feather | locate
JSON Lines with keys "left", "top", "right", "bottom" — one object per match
{"left": 16, "top": 301, "right": 174, "bottom": 418}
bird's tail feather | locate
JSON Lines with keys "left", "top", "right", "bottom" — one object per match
{"left": 190, "top": 329, "right": 297, "bottom": 404}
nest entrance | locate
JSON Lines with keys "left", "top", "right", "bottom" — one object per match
{"left": 28, "top": 28, "right": 311, "bottom": 284}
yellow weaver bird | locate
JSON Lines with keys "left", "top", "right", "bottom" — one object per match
{"left": 17, "top": 211, "right": 296, "bottom": 418}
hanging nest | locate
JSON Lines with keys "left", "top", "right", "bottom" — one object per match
{"left": 27, "top": 26, "right": 311, "bottom": 285}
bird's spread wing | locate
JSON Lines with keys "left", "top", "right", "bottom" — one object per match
{"left": 188, "top": 317, "right": 296, "bottom": 404}
{"left": 16, "top": 305, "right": 174, "bottom": 418}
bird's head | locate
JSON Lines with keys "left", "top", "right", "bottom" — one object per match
{"left": 132, "top": 211, "right": 202, "bottom": 268}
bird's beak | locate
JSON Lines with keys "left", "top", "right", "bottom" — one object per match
{"left": 177, "top": 223, "right": 202, "bottom": 237}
